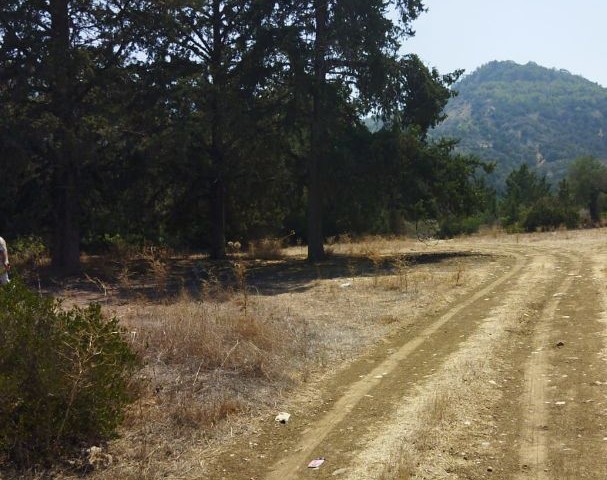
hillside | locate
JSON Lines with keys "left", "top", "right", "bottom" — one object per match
{"left": 432, "top": 61, "right": 607, "bottom": 186}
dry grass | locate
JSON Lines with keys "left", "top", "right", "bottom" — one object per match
{"left": 378, "top": 450, "right": 416, "bottom": 480}
{"left": 247, "top": 237, "right": 286, "bottom": 260}
{"left": 372, "top": 351, "right": 501, "bottom": 480}
{"left": 37, "top": 233, "right": 495, "bottom": 480}
{"left": 89, "top": 295, "right": 302, "bottom": 480}
{"left": 130, "top": 302, "right": 294, "bottom": 379}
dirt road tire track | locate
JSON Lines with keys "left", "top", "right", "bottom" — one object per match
{"left": 542, "top": 251, "right": 607, "bottom": 479}
{"left": 264, "top": 252, "right": 528, "bottom": 480}
{"left": 350, "top": 247, "right": 574, "bottom": 480}
{"left": 486, "top": 246, "right": 607, "bottom": 480}
{"left": 514, "top": 253, "right": 577, "bottom": 480}
{"left": 205, "top": 237, "right": 607, "bottom": 480}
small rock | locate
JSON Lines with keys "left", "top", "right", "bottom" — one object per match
{"left": 556, "top": 341, "right": 565, "bottom": 348}
{"left": 275, "top": 412, "right": 291, "bottom": 424}
{"left": 487, "top": 466, "right": 493, "bottom": 472}
{"left": 332, "top": 468, "right": 348, "bottom": 476}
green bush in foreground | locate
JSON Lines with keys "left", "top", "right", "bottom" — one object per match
{"left": 0, "top": 279, "right": 138, "bottom": 468}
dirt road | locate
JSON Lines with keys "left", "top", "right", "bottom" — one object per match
{"left": 205, "top": 232, "right": 607, "bottom": 479}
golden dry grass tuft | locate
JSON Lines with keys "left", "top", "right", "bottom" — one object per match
{"left": 248, "top": 237, "right": 285, "bottom": 260}
{"left": 92, "top": 294, "right": 304, "bottom": 479}
{"left": 378, "top": 449, "right": 416, "bottom": 480}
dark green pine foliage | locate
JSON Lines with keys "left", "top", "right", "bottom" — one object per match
{"left": 500, "top": 164, "right": 551, "bottom": 226}
{"left": 322, "top": 53, "right": 490, "bottom": 238}
{"left": 0, "top": 1, "right": 497, "bottom": 260}
{"left": 567, "top": 155, "right": 607, "bottom": 223}
{"left": 499, "top": 163, "right": 579, "bottom": 231}
{"left": 276, "top": 0, "right": 426, "bottom": 261}
{"left": 0, "top": 0, "right": 151, "bottom": 272}
{"left": 139, "top": 0, "right": 291, "bottom": 258}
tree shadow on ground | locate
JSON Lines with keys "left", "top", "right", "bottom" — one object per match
{"left": 243, "top": 251, "right": 487, "bottom": 295}
{"left": 26, "top": 250, "right": 492, "bottom": 304}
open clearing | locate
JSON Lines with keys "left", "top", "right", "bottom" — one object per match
{"left": 54, "top": 229, "right": 607, "bottom": 479}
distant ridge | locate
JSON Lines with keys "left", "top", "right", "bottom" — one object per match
{"left": 432, "top": 60, "right": 607, "bottom": 186}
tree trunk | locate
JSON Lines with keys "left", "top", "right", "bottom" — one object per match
{"left": 49, "top": 0, "right": 81, "bottom": 273}
{"left": 307, "top": 140, "right": 324, "bottom": 261}
{"left": 589, "top": 193, "right": 600, "bottom": 225}
{"left": 210, "top": 174, "right": 226, "bottom": 259}
{"left": 208, "top": 0, "right": 226, "bottom": 260}
{"left": 389, "top": 208, "right": 404, "bottom": 235}
{"left": 51, "top": 166, "right": 81, "bottom": 273}
{"left": 307, "top": 0, "right": 328, "bottom": 262}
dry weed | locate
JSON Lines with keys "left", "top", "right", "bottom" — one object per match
{"left": 248, "top": 232, "right": 294, "bottom": 260}
{"left": 84, "top": 273, "right": 109, "bottom": 298}
{"left": 130, "top": 301, "right": 292, "bottom": 380}
{"left": 394, "top": 255, "right": 410, "bottom": 291}
{"left": 232, "top": 262, "right": 248, "bottom": 314}
{"left": 452, "top": 260, "right": 465, "bottom": 286}
{"left": 248, "top": 238, "right": 284, "bottom": 260}
{"left": 378, "top": 255, "right": 411, "bottom": 291}
{"left": 200, "top": 266, "right": 232, "bottom": 301}
{"left": 141, "top": 249, "right": 169, "bottom": 296}
{"left": 102, "top": 291, "right": 303, "bottom": 479}
{"left": 117, "top": 267, "right": 132, "bottom": 290}
{"left": 379, "top": 448, "right": 416, "bottom": 480}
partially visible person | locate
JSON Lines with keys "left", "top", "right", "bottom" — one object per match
{"left": 0, "top": 236, "right": 10, "bottom": 285}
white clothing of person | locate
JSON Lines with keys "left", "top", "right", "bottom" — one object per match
{"left": 0, "top": 237, "right": 9, "bottom": 285}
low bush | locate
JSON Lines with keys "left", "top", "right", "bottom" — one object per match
{"left": 438, "top": 215, "right": 485, "bottom": 238}
{"left": 523, "top": 197, "right": 579, "bottom": 231}
{"left": 0, "top": 279, "right": 138, "bottom": 469}
{"left": 10, "top": 235, "right": 48, "bottom": 272}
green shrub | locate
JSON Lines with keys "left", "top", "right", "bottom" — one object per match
{"left": 522, "top": 197, "right": 579, "bottom": 231}
{"left": 438, "top": 215, "right": 487, "bottom": 238}
{"left": 10, "top": 235, "right": 48, "bottom": 267}
{"left": 0, "top": 279, "right": 138, "bottom": 468}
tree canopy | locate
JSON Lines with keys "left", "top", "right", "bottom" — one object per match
{"left": 0, "top": 0, "right": 489, "bottom": 269}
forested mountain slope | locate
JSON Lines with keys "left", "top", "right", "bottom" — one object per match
{"left": 432, "top": 61, "right": 607, "bottom": 186}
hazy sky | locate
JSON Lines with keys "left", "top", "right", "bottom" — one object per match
{"left": 402, "top": 0, "right": 607, "bottom": 87}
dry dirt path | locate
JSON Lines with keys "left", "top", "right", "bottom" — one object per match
{"left": 205, "top": 234, "right": 607, "bottom": 479}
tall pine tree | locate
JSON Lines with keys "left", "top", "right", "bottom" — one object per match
{"left": 277, "top": 0, "right": 426, "bottom": 261}
{"left": 0, "top": 0, "right": 149, "bottom": 271}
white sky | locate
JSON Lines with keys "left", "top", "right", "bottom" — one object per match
{"left": 402, "top": 0, "right": 607, "bottom": 87}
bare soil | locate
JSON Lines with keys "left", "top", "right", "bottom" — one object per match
{"left": 46, "top": 229, "right": 607, "bottom": 479}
